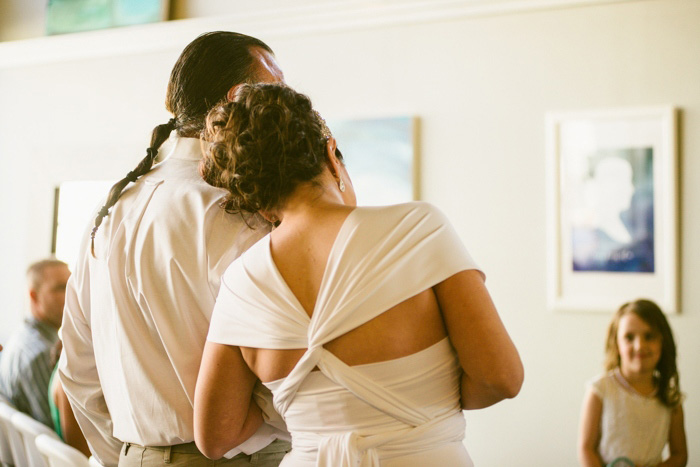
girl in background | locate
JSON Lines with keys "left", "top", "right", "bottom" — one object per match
{"left": 578, "top": 299, "right": 687, "bottom": 467}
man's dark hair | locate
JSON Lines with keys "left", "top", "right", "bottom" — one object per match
{"left": 90, "top": 32, "right": 273, "bottom": 256}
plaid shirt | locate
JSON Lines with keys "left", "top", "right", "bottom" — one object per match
{"left": 0, "top": 317, "right": 58, "bottom": 427}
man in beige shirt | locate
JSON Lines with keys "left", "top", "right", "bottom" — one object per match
{"left": 59, "top": 32, "right": 290, "bottom": 467}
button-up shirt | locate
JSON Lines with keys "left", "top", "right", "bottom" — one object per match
{"left": 59, "top": 137, "right": 284, "bottom": 466}
{"left": 0, "top": 317, "right": 58, "bottom": 427}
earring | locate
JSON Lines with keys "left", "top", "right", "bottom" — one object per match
{"left": 338, "top": 178, "right": 346, "bottom": 192}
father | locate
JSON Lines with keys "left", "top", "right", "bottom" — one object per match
{"left": 59, "top": 32, "right": 289, "bottom": 467}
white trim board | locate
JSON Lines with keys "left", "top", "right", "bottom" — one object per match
{"left": 0, "top": 0, "right": 649, "bottom": 69}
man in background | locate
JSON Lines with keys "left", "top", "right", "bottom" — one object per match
{"left": 0, "top": 259, "right": 70, "bottom": 427}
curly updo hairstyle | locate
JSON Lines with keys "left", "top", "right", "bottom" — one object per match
{"left": 201, "top": 83, "right": 340, "bottom": 215}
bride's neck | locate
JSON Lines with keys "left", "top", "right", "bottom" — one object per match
{"left": 275, "top": 178, "right": 348, "bottom": 225}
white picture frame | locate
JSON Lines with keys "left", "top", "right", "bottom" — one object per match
{"left": 53, "top": 180, "right": 114, "bottom": 268}
{"left": 546, "top": 107, "right": 678, "bottom": 313}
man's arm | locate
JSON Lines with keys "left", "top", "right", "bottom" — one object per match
{"left": 58, "top": 275, "right": 122, "bottom": 467}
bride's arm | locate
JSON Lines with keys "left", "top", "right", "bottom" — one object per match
{"left": 434, "top": 269, "right": 524, "bottom": 410}
{"left": 194, "top": 341, "right": 263, "bottom": 459}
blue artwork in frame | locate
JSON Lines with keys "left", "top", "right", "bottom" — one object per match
{"left": 46, "top": 0, "right": 168, "bottom": 35}
{"left": 327, "top": 116, "right": 417, "bottom": 207}
{"left": 571, "top": 147, "right": 654, "bottom": 273}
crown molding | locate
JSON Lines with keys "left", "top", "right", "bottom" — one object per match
{"left": 0, "top": 0, "right": 647, "bottom": 69}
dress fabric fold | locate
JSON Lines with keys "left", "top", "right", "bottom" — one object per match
{"left": 208, "top": 202, "right": 481, "bottom": 466}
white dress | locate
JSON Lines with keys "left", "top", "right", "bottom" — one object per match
{"left": 208, "top": 202, "right": 482, "bottom": 466}
{"left": 589, "top": 369, "right": 674, "bottom": 466}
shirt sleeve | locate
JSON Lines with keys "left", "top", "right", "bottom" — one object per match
{"left": 59, "top": 262, "right": 122, "bottom": 466}
{"left": 587, "top": 373, "right": 607, "bottom": 400}
{"left": 205, "top": 207, "right": 270, "bottom": 305}
{"left": 420, "top": 202, "right": 484, "bottom": 280}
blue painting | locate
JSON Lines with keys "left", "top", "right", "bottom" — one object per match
{"left": 46, "top": 0, "right": 168, "bottom": 35}
{"left": 327, "top": 116, "right": 416, "bottom": 207}
{"left": 571, "top": 147, "right": 654, "bottom": 273}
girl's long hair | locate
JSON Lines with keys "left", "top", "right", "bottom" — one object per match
{"left": 605, "top": 299, "right": 681, "bottom": 407}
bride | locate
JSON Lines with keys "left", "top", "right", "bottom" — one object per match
{"left": 193, "top": 83, "right": 523, "bottom": 466}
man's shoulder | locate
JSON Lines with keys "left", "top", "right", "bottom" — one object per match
{"left": 0, "top": 322, "right": 54, "bottom": 370}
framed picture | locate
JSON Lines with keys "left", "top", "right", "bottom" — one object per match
{"left": 546, "top": 107, "right": 678, "bottom": 313}
{"left": 52, "top": 180, "right": 114, "bottom": 268}
{"left": 46, "top": 0, "right": 169, "bottom": 35}
{"left": 327, "top": 116, "right": 419, "bottom": 206}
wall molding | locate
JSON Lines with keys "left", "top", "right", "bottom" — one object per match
{"left": 0, "top": 0, "right": 647, "bottom": 69}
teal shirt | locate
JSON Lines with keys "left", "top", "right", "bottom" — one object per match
{"left": 48, "top": 363, "right": 63, "bottom": 440}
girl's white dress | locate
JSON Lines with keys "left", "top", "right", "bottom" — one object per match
{"left": 208, "top": 202, "right": 481, "bottom": 466}
{"left": 590, "top": 369, "right": 674, "bottom": 466}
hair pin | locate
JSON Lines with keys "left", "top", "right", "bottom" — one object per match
{"left": 314, "top": 110, "right": 332, "bottom": 139}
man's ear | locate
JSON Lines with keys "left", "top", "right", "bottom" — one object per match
{"left": 226, "top": 84, "right": 244, "bottom": 102}
{"left": 29, "top": 289, "right": 38, "bottom": 305}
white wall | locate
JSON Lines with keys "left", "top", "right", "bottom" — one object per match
{"left": 0, "top": 0, "right": 698, "bottom": 464}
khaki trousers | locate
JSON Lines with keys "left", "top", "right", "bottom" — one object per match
{"left": 118, "top": 439, "right": 290, "bottom": 467}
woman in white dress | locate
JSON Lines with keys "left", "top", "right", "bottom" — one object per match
{"left": 193, "top": 84, "right": 524, "bottom": 466}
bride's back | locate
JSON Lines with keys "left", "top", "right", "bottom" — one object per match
{"left": 240, "top": 206, "right": 449, "bottom": 383}
{"left": 195, "top": 83, "right": 522, "bottom": 463}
